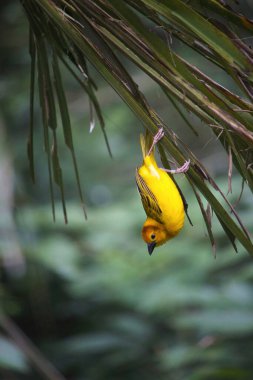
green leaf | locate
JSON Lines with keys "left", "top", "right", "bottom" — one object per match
{"left": 36, "top": 34, "right": 56, "bottom": 221}
{"left": 27, "top": 27, "right": 36, "bottom": 183}
{"left": 52, "top": 50, "right": 87, "bottom": 219}
{"left": 192, "top": 186, "right": 216, "bottom": 256}
{"left": 140, "top": 0, "right": 253, "bottom": 74}
{"left": 51, "top": 140, "right": 68, "bottom": 224}
{"left": 188, "top": 0, "right": 253, "bottom": 34}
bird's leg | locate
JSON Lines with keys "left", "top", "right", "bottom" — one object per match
{"left": 148, "top": 127, "right": 190, "bottom": 174}
{"left": 148, "top": 128, "right": 164, "bottom": 156}
{"left": 162, "top": 159, "right": 190, "bottom": 174}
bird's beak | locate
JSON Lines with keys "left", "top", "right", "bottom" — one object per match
{"left": 147, "top": 242, "right": 156, "bottom": 255}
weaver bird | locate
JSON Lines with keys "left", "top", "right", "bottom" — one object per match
{"left": 136, "top": 128, "right": 191, "bottom": 255}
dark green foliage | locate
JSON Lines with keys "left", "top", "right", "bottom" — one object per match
{"left": 2, "top": 186, "right": 253, "bottom": 379}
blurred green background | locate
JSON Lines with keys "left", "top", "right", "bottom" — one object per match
{"left": 0, "top": 1, "right": 253, "bottom": 379}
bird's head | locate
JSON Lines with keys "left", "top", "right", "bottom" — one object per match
{"left": 142, "top": 219, "right": 170, "bottom": 255}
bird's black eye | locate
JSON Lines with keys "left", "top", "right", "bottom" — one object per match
{"left": 151, "top": 234, "right": 156, "bottom": 240}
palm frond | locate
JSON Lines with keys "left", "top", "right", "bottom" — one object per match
{"left": 20, "top": 0, "right": 253, "bottom": 255}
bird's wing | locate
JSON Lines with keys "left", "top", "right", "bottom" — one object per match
{"left": 136, "top": 169, "right": 163, "bottom": 223}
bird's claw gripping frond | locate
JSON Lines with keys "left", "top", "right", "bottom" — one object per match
{"left": 148, "top": 128, "right": 164, "bottom": 156}
{"left": 147, "top": 128, "right": 190, "bottom": 175}
{"left": 163, "top": 159, "right": 191, "bottom": 174}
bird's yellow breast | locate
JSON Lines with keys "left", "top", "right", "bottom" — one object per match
{"left": 138, "top": 155, "right": 184, "bottom": 236}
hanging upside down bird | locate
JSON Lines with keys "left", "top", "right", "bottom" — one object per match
{"left": 136, "top": 128, "right": 191, "bottom": 255}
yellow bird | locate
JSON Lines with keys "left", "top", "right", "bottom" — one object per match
{"left": 136, "top": 128, "right": 190, "bottom": 255}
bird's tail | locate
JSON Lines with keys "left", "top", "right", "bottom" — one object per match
{"left": 140, "top": 131, "right": 154, "bottom": 159}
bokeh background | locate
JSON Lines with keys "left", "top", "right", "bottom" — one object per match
{"left": 0, "top": 1, "right": 253, "bottom": 379}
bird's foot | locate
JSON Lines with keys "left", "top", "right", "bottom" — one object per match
{"left": 148, "top": 128, "right": 190, "bottom": 174}
{"left": 148, "top": 128, "right": 164, "bottom": 156}
{"left": 162, "top": 159, "right": 190, "bottom": 174}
